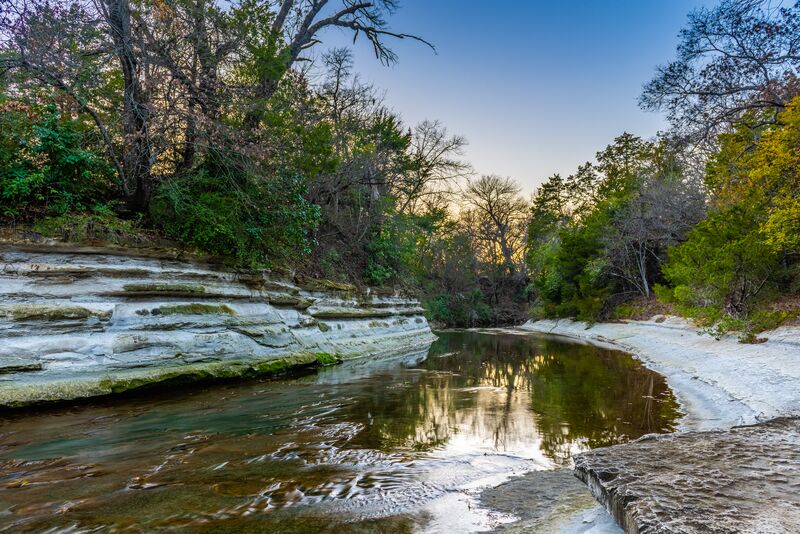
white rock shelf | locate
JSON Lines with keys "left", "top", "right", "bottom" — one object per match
{"left": 0, "top": 245, "right": 436, "bottom": 407}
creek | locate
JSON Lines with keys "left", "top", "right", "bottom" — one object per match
{"left": 0, "top": 331, "right": 680, "bottom": 532}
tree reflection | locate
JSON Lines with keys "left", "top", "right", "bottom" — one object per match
{"left": 344, "top": 332, "right": 680, "bottom": 465}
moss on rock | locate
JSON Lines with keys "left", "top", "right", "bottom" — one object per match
{"left": 267, "top": 293, "right": 313, "bottom": 309}
{"left": 314, "top": 352, "right": 339, "bottom": 366}
{"left": 299, "top": 279, "right": 357, "bottom": 292}
{"left": 311, "top": 308, "right": 394, "bottom": 319}
{"left": 0, "top": 353, "right": 340, "bottom": 408}
{"left": 1, "top": 304, "right": 111, "bottom": 321}
{"left": 157, "top": 303, "right": 236, "bottom": 316}
{"left": 123, "top": 283, "right": 205, "bottom": 295}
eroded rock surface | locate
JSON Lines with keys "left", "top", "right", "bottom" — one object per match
{"left": 575, "top": 417, "right": 800, "bottom": 534}
{"left": 480, "top": 469, "right": 622, "bottom": 533}
{"left": 0, "top": 245, "right": 435, "bottom": 407}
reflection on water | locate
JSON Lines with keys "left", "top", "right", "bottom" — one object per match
{"left": 0, "top": 331, "right": 680, "bottom": 532}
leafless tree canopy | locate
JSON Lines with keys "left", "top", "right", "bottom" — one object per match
{"left": 461, "top": 175, "right": 529, "bottom": 275}
{"left": 641, "top": 0, "right": 800, "bottom": 144}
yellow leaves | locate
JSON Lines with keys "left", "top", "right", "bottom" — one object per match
{"left": 763, "top": 196, "right": 800, "bottom": 251}
{"left": 711, "top": 95, "right": 800, "bottom": 253}
{"left": 149, "top": 0, "right": 176, "bottom": 22}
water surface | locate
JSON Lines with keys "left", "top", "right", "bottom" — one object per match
{"left": 0, "top": 331, "right": 680, "bottom": 532}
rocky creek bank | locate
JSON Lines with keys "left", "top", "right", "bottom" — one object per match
{"left": 516, "top": 318, "right": 800, "bottom": 534}
{"left": 0, "top": 244, "right": 435, "bottom": 408}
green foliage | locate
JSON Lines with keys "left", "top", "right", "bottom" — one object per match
{"left": 0, "top": 101, "right": 114, "bottom": 219}
{"left": 150, "top": 163, "right": 319, "bottom": 267}
{"left": 364, "top": 227, "right": 403, "bottom": 285}
{"left": 661, "top": 205, "right": 779, "bottom": 317}
{"left": 33, "top": 208, "right": 144, "bottom": 245}
{"left": 424, "top": 291, "right": 492, "bottom": 327}
{"left": 526, "top": 134, "right": 662, "bottom": 322}
{"left": 528, "top": 195, "right": 622, "bottom": 321}
{"left": 363, "top": 211, "right": 422, "bottom": 286}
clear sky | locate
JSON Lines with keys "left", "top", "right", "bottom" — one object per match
{"left": 322, "top": 0, "right": 715, "bottom": 193}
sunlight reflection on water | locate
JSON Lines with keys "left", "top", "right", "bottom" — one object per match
{"left": 0, "top": 331, "right": 680, "bottom": 532}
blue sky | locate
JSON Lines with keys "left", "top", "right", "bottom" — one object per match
{"left": 322, "top": 0, "right": 715, "bottom": 193}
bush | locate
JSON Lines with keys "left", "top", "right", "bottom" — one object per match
{"left": 424, "top": 291, "right": 492, "bottom": 327}
{"left": 661, "top": 205, "right": 779, "bottom": 317}
{"left": 0, "top": 102, "right": 114, "bottom": 219}
{"left": 33, "top": 207, "right": 145, "bottom": 245}
{"left": 150, "top": 165, "right": 319, "bottom": 267}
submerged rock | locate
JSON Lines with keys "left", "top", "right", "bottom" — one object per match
{"left": 0, "top": 245, "right": 436, "bottom": 407}
{"left": 574, "top": 417, "right": 800, "bottom": 533}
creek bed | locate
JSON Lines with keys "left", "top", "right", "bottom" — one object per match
{"left": 0, "top": 331, "right": 680, "bottom": 532}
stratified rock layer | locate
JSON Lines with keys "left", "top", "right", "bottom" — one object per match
{"left": 574, "top": 417, "right": 800, "bottom": 534}
{"left": 0, "top": 245, "right": 435, "bottom": 407}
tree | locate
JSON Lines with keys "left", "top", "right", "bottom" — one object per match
{"left": 641, "top": 0, "right": 800, "bottom": 144}
{"left": 394, "top": 120, "right": 469, "bottom": 214}
{"left": 462, "top": 175, "right": 529, "bottom": 275}
{"left": 137, "top": 0, "right": 244, "bottom": 170}
{"left": 603, "top": 169, "right": 706, "bottom": 298}
{"left": 243, "top": 0, "right": 432, "bottom": 128}
{"left": 99, "top": 0, "right": 152, "bottom": 211}
{"left": 663, "top": 205, "right": 778, "bottom": 317}
{"left": 1, "top": 0, "right": 153, "bottom": 211}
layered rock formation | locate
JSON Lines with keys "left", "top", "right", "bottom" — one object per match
{"left": 0, "top": 245, "right": 435, "bottom": 407}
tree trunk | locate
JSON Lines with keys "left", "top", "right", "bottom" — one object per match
{"left": 105, "top": 0, "right": 153, "bottom": 212}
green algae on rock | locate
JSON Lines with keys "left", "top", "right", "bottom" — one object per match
{"left": 157, "top": 304, "right": 237, "bottom": 316}
{"left": 123, "top": 283, "right": 206, "bottom": 295}
{"left": 1, "top": 304, "right": 111, "bottom": 321}
{"left": 310, "top": 307, "right": 394, "bottom": 319}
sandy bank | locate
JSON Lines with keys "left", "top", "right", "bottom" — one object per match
{"left": 519, "top": 317, "right": 800, "bottom": 431}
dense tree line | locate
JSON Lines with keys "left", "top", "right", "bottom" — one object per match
{"left": 527, "top": 0, "right": 800, "bottom": 339}
{"left": 0, "top": 0, "right": 529, "bottom": 327}
{"left": 1, "top": 0, "right": 798, "bottom": 334}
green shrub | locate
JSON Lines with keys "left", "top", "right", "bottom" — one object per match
{"left": 0, "top": 102, "right": 115, "bottom": 219}
{"left": 424, "top": 291, "right": 491, "bottom": 327}
{"left": 150, "top": 164, "right": 319, "bottom": 267}
{"left": 33, "top": 208, "right": 144, "bottom": 244}
{"left": 661, "top": 205, "right": 780, "bottom": 317}
{"left": 364, "top": 212, "right": 422, "bottom": 286}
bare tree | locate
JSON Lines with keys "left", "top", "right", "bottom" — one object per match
{"left": 462, "top": 175, "right": 529, "bottom": 275}
{"left": 244, "top": 0, "right": 432, "bottom": 128}
{"left": 641, "top": 0, "right": 800, "bottom": 144}
{"left": 137, "top": 0, "right": 243, "bottom": 169}
{"left": 395, "top": 120, "right": 470, "bottom": 214}
{"left": 604, "top": 170, "right": 706, "bottom": 298}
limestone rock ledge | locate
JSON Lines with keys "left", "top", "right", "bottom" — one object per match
{"left": 0, "top": 245, "right": 436, "bottom": 407}
{"left": 574, "top": 417, "right": 800, "bottom": 534}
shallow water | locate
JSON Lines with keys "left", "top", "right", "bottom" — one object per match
{"left": 0, "top": 331, "right": 680, "bottom": 532}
